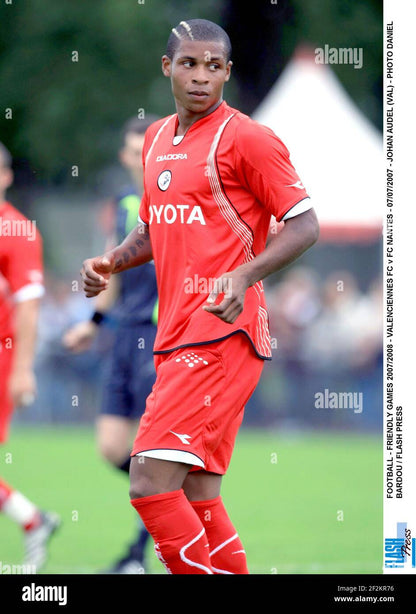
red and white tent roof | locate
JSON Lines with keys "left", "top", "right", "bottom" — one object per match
{"left": 253, "top": 47, "right": 383, "bottom": 242}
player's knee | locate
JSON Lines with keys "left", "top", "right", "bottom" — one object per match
{"left": 129, "top": 456, "right": 187, "bottom": 499}
{"left": 129, "top": 472, "right": 157, "bottom": 500}
{"left": 128, "top": 456, "right": 153, "bottom": 499}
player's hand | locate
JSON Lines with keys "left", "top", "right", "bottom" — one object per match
{"left": 80, "top": 253, "right": 115, "bottom": 298}
{"left": 9, "top": 367, "right": 37, "bottom": 409}
{"left": 202, "top": 269, "right": 249, "bottom": 324}
{"left": 63, "top": 320, "right": 98, "bottom": 353}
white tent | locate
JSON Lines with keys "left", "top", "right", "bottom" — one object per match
{"left": 253, "top": 46, "right": 383, "bottom": 242}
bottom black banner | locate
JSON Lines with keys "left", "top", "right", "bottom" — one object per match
{"left": 0, "top": 573, "right": 413, "bottom": 609}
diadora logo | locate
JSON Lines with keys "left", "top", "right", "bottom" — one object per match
{"left": 175, "top": 353, "right": 209, "bottom": 368}
{"left": 156, "top": 153, "right": 188, "bottom": 162}
{"left": 169, "top": 431, "right": 192, "bottom": 445}
{"left": 287, "top": 180, "right": 305, "bottom": 190}
{"left": 149, "top": 204, "right": 206, "bottom": 225}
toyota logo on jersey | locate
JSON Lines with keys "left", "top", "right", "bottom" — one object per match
{"left": 148, "top": 204, "right": 206, "bottom": 225}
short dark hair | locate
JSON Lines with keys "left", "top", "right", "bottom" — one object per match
{"left": 166, "top": 19, "right": 232, "bottom": 62}
{"left": 121, "top": 115, "right": 160, "bottom": 145}
{"left": 0, "top": 142, "right": 12, "bottom": 168}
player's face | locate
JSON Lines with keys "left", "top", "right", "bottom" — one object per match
{"left": 162, "top": 40, "right": 232, "bottom": 119}
{"left": 0, "top": 161, "right": 13, "bottom": 202}
{"left": 119, "top": 133, "right": 145, "bottom": 187}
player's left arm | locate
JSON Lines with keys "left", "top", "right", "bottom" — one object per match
{"left": 9, "top": 297, "right": 41, "bottom": 407}
{"left": 203, "top": 209, "right": 319, "bottom": 323}
{"left": 5, "top": 218, "right": 44, "bottom": 407}
{"left": 204, "top": 122, "right": 319, "bottom": 324}
{"left": 241, "top": 207, "right": 319, "bottom": 284}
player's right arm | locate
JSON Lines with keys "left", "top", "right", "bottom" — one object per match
{"left": 81, "top": 222, "right": 152, "bottom": 298}
{"left": 63, "top": 274, "right": 120, "bottom": 352}
{"left": 9, "top": 297, "right": 41, "bottom": 407}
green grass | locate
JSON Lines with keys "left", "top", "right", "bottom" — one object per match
{"left": 0, "top": 425, "right": 382, "bottom": 575}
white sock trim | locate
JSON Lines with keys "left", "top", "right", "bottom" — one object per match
{"left": 2, "top": 491, "right": 38, "bottom": 527}
{"left": 179, "top": 528, "right": 213, "bottom": 574}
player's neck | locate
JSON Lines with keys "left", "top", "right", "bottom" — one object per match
{"left": 175, "top": 99, "right": 223, "bottom": 136}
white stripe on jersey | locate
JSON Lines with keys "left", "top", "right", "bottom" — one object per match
{"left": 207, "top": 114, "right": 254, "bottom": 262}
{"left": 257, "top": 305, "right": 272, "bottom": 358}
{"left": 145, "top": 115, "right": 176, "bottom": 167}
{"left": 207, "top": 114, "right": 271, "bottom": 356}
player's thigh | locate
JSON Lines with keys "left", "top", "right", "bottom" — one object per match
{"left": 183, "top": 470, "right": 222, "bottom": 502}
{"left": 96, "top": 415, "right": 138, "bottom": 464}
{"left": 129, "top": 455, "right": 190, "bottom": 499}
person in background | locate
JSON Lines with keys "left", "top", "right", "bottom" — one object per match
{"left": 0, "top": 141, "right": 60, "bottom": 571}
{"left": 80, "top": 19, "right": 319, "bottom": 574}
{"left": 63, "top": 116, "right": 159, "bottom": 574}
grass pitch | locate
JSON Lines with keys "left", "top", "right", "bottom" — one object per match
{"left": 0, "top": 425, "right": 382, "bottom": 575}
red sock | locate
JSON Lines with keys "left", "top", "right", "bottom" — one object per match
{"left": 131, "top": 489, "right": 214, "bottom": 574}
{"left": 191, "top": 496, "right": 249, "bottom": 574}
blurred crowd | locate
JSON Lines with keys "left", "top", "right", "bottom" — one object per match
{"left": 268, "top": 266, "right": 382, "bottom": 373}
{"left": 248, "top": 266, "right": 383, "bottom": 430}
{"left": 13, "top": 265, "right": 383, "bottom": 433}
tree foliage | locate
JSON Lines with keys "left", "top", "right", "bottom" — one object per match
{"left": 0, "top": 0, "right": 382, "bottom": 185}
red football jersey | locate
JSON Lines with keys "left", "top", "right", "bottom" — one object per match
{"left": 0, "top": 202, "right": 44, "bottom": 339}
{"left": 139, "top": 101, "right": 310, "bottom": 359}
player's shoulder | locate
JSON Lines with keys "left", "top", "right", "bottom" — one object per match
{"left": 144, "top": 115, "right": 175, "bottom": 142}
{"left": 228, "top": 107, "right": 289, "bottom": 156}
{"left": 0, "top": 201, "right": 42, "bottom": 250}
{"left": 0, "top": 200, "right": 28, "bottom": 221}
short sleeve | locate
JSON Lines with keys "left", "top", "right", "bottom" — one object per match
{"left": 234, "top": 120, "right": 309, "bottom": 222}
{"left": 138, "top": 191, "right": 149, "bottom": 225}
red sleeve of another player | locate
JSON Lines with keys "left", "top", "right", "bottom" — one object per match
{"left": 6, "top": 225, "right": 44, "bottom": 295}
{"left": 234, "top": 121, "right": 309, "bottom": 222}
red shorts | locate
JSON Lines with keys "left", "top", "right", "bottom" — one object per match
{"left": 0, "top": 338, "right": 14, "bottom": 444}
{"left": 131, "top": 332, "right": 264, "bottom": 475}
